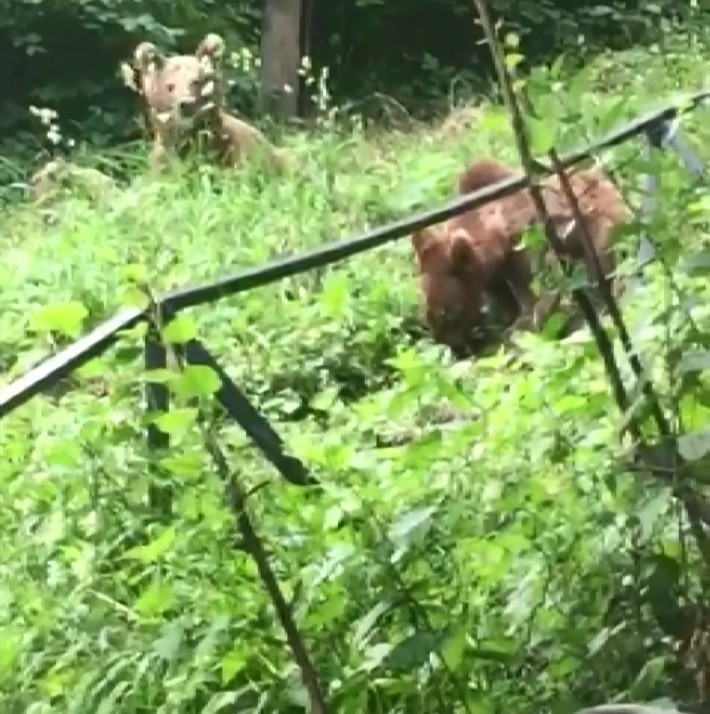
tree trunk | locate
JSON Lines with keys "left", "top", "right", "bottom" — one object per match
{"left": 260, "top": 0, "right": 302, "bottom": 118}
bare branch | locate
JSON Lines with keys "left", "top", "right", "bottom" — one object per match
{"left": 471, "top": 0, "right": 710, "bottom": 563}
{"left": 141, "top": 293, "right": 331, "bottom": 714}
{"left": 472, "top": 0, "right": 632, "bottom": 430}
{"left": 547, "top": 148, "right": 671, "bottom": 437}
{"left": 203, "top": 431, "right": 332, "bottom": 714}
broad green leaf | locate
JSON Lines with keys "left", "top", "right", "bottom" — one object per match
{"left": 361, "top": 642, "right": 393, "bottom": 672}
{"left": 154, "top": 407, "right": 199, "bottom": 436}
{"left": 441, "top": 626, "right": 467, "bottom": 670}
{"left": 202, "top": 692, "right": 240, "bottom": 713}
{"left": 162, "top": 313, "right": 198, "bottom": 344}
{"left": 553, "top": 394, "right": 588, "bottom": 413}
{"left": 596, "top": 95, "right": 631, "bottom": 134}
{"left": 143, "top": 368, "right": 176, "bottom": 384}
{"left": 504, "top": 32, "right": 520, "bottom": 48}
{"left": 637, "top": 488, "right": 670, "bottom": 539}
{"left": 221, "top": 647, "right": 248, "bottom": 683}
{"left": 680, "top": 349, "right": 710, "bottom": 373}
{"left": 172, "top": 364, "right": 222, "bottom": 399}
{"left": 588, "top": 624, "right": 622, "bottom": 657}
{"left": 96, "top": 681, "right": 132, "bottom": 714}
{"left": 40, "top": 666, "right": 74, "bottom": 698}
{"left": 627, "top": 655, "right": 667, "bottom": 699}
{"left": 320, "top": 274, "right": 349, "bottom": 318}
{"left": 134, "top": 580, "right": 176, "bottom": 617}
{"left": 311, "top": 543, "right": 356, "bottom": 586}
{"left": 352, "top": 600, "right": 392, "bottom": 648}
{"left": 0, "top": 629, "right": 21, "bottom": 671}
{"left": 476, "top": 109, "right": 511, "bottom": 135}
{"left": 160, "top": 451, "right": 205, "bottom": 477}
{"left": 124, "top": 527, "right": 176, "bottom": 563}
{"left": 678, "top": 427, "right": 710, "bottom": 461}
{"left": 153, "top": 622, "right": 184, "bottom": 661}
{"left": 681, "top": 251, "right": 710, "bottom": 276}
{"left": 505, "top": 52, "right": 524, "bottom": 70}
{"left": 387, "top": 506, "right": 435, "bottom": 543}
{"left": 29, "top": 301, "right": 88, "bottom": 338}
{"left": 285, "top": 681, "right": 309, "bottom": 708}
{"left": 528, "top": 117, "right": 556, "bottom": 155}
{"left": 121, "top": 263, "right": 149, "bottom": 284}
{"left": 384, "top": 629, "right": 444, "bottom": 672}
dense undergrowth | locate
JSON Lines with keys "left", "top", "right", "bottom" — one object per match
{"left": 0, "top": 30, "right": 709, "bottom": 714}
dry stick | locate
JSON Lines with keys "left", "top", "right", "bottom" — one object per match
{"left": 141, "top": 293, "right": 331, "bottom": 714}
{"left": 547, "top": 148, "right": 671, "bottom": 435}
{"left": 472, "top": 0, "right": 632, "bottom": 428}
{"left": 548, "top": 151, "right": 710, "bottom": 548}
{"left": 204, "top": 433, "right": 332, "bottom": 714}
{"left": 471, "top": 0, "right": 710, "bottom": 565}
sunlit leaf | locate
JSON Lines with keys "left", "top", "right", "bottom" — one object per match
{"left": 154, "top": 407, "right": 199, "bottom": 436}
{"left": 124, "top": 527, "right": 177, "bottom": 563}
{"left": 162, "top": 313, "right": 198, "bottom": 344}
{"left": 28, "top": 301, "right": 88, "bottom": 338}
{"left": 153, "top": 622, "right": 184, "bottom": 661}
{"left": 172, "top": 364, "right": 222, "bottom": 399}
{"left": 678, "top": 427, "right": 710, "bottom": 461}
{"left": 387, "top": 506, "right": 435, "bottom": 543}
{"left": 221, "top": 647, "right": 248, "bottom": 683}
{"left": 134, "top": 580, "right": 176, "bottom": 617}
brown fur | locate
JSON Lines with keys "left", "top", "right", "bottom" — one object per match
{"left": 123, "top": 34, "right": 290, "bottom": 173}
{"left": 412, "top": 157, "right": 628, "bottom": 355}
{"left": 457, "top": 157, "right": 519, "bottom": 195}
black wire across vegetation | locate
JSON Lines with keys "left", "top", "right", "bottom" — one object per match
{"left": 0, "top": 90, "right": 707, "bottom": 507}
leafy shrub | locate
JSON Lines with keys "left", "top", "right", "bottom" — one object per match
{"left": 0, "top": 0, "right": 705, "bottom": 151}
{"left": 0, "top": 33, "right": 709, "bottom": 714}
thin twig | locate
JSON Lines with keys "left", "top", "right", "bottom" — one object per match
{"left": 547, "top": 148, "right": 671, "bottom": 436}
{"left": 471, "top": 0, "right": 710, "bottom": 564}
{"left": 141, "top": 292, "right": 331, "bottom": 714}
{"left": 203, "top": 430, "right": 332, "bottom": 714}
{"left": 472, "top": 0, "right": 634, "bottom": 433}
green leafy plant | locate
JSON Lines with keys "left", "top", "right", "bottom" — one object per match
{"left": 0, "top": 21, "right": 709, "bottom": 713}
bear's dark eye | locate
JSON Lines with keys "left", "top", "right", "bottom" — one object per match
{"left": 166, "top": 83, "right": 175, "bottom": 93}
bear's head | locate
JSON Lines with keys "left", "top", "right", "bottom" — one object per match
{"left": 412, "top": 224, "right": 486, "bottom": 354}
{"left": 122, "top": 34, "right": 226, "bottom": 140}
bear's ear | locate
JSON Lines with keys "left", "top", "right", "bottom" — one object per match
{"left": 412, "top": 226, "right": 438, "bottom": 256}
{"left": 133, "top": 41, "right": 165, "bottom": 75}
{"left": 196, "top": 33, "right": 225, "bottom": 62}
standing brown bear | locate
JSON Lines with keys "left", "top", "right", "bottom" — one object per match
{"left": 411, "top": 157, "right": 628, "bottom": 356}
{"left": 122, "top": 34, "right": 290, "bottom": 173}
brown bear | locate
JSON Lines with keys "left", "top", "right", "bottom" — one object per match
{"left": 122, "top": 34, "right": 290, "bottom": 173}
{"left": 412, "top": 157, "right": 628, "bottom": 355}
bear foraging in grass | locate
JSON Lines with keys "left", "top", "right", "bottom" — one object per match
{"left": 122, "top": 33, "right": 290, "bottom": 173}
{"left": 411, "top": 160, "right": 535, "bottom": 356}
{"left": 411, "top": 157, "right": 629, "bottom": 356}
